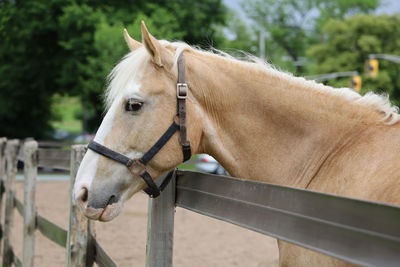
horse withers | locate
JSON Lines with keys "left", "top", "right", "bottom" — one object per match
{"left": 74, "top": 21, "right": 400, "bottom": 266}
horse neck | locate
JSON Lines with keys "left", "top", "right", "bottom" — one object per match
{"left": 188, "top": 52, "right": 378, "bottom": 187}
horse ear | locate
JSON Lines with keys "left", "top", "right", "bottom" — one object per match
{"left": 140, "top": 21, "right": 172, "bottom": 67}
{"left": 123, "top": 29, "right": 141, "bottom": 51}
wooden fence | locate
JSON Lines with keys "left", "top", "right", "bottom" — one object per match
{"left": 1, "top": 137, "right": 399, "bottom": 266}
{"left": 146, "top": 171, "right": 400, "bottom": 266}
{"left": 0, "top": 138, "right": 117, "bottom": 267}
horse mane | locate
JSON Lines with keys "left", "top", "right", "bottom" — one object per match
{"left": 105, "top": 40, "right": 400, "bottom": 125}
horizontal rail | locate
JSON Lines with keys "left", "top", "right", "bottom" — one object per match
{"left": 14, "top": 197, "right": 24, "bottom": 216}
{"left": 36, "top": 215, "right": 68, "bottom": 248}
{"left": 93, "top": 238, "right": 119, "bottom": 267}
{"left": 369, "top": 54, "right": 400, "bottom": 63}
{"left": 2, "top": 138, "right": 118, "bottom": 267}
{"left": 38, "top": 141, "right": 74, "bottom": 148}
{"left": 305, "top": 71, "right": 358, "bottom": 82}
{"left": 38, "top": 148, "right": 70, "bottom": 170}
{"left": 14, "top": 192, "right": 117, "bottom": 266}
{"left": 14, "top": 196, "right": 68, "bottom": 248}
{"left": 14, "top": 254, "right": 22, "bottom": 267}
{"left": 175, "top": 170, "right": 400, "bottom": 267}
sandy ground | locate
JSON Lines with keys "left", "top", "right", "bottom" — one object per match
{"left": 9, "top": 180, "right": 279, "bottom": 267}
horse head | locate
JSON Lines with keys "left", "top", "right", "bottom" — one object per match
{"left": 74, "top": 22, "right": 203, "bottom": 221}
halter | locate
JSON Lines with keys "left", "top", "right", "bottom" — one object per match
{"left": 87, "top": 53, "right": 191, "bottom": 198}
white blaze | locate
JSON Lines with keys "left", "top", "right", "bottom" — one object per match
{"left": 73, "top": 82, "right": 141, "bottom": 199}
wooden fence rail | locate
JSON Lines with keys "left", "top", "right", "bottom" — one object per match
{"left": 146, "top": 170, "right": 400, "bottom": 267}
{"left": 0, "top": 139, "right": 117, "bottom": 267}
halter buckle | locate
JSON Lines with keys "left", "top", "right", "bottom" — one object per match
{"left": 177, "top": 83, "right": 188, "bottom": 99}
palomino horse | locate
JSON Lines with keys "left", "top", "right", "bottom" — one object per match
{"left": 74, "top": 21, "right": 400, "bottom": 266}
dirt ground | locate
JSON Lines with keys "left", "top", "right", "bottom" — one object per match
{"left": 10, "top": 180, "right": 279, "bottom": 267}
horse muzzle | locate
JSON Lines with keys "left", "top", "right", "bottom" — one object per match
{"left": 75, "top": 186, "right": 123, "bottom": 222}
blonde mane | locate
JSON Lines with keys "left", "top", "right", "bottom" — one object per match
{"left": 106, "top": 41, "right": 400, "bottom": 125}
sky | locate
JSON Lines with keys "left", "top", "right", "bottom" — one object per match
{"left": 376, "top": 0, "right": 400, "bottom": 14}
{"left": 224, "top": 0, "right": 400, "bottom": 18}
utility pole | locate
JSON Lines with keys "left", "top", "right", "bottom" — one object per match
{"left": 259, "top": 29, "right": 265, "bottom": 59}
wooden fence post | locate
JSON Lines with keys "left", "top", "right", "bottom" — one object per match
{"left": 0, "top": 137, "right": 7, "bottom": 253}
{"left": 2, "top": 140, "right": 20, "bottom": 267}
{"left": 66, "top": 145, "right": 95, "bottom": 267}
{"left": 145, "top": 172, "right": 176, "bottom": 267}
{"left": 23, "top": 140, "right": 38, "bottom": 267}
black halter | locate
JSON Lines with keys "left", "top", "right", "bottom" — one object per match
{"left": 87, "top": 53, "right": 191, "bottom": 198}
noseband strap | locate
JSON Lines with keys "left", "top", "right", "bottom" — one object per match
{"left": 87, "top": 53, "right": 191, "bottom": 198}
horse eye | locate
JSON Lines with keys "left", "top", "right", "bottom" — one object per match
{"left": 125, "top": 99, "right": 143, "bottom": 112}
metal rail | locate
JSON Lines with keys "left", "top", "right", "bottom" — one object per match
{"left": 305, "top": 71, "right": 358, "bottom": 82}
{"left": 175, "top": 170, "right": 400, "bottom": 266}
{"left": 369, "top": 54, "right": 400, "bottom": 64}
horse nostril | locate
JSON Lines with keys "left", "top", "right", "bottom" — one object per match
{"left": 82, "top": 188, "right": 88, "bottom": 202}
{"left": 107, "top": 195, "right": 117, "bottom": 206}
{"left": 77, "top": 186, "right": 89, "bottom": 205}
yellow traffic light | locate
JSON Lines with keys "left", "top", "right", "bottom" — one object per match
{"left": 367, "top": 58, "right": 379, "bottom": 77}
{"left": 351, "top": 75, "right": 362, "bottom": 92}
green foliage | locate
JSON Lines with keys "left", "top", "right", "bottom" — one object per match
{"left": 0, "top": 0, "right": 227, "bottom": 138}
{"left": 307, "top": 14, "right": 400, "bottom": 104}
{"left": 243, "top": 0, "right": 314, "bottom": 69}
{"left": 315, "top": 0, "right": 379, "bottom": 27}
{"left": 2, "top": 0, "right": 393, "bottom": 140}
{"left": 58, "top": 3, "right": 103, "bottom": 94}
{"left": 155, "top": 0, "right": 226, "bottom": 47}
{"left": 126, "top": 11, "right": 185, "bottom": 41}
{"left": 86, "top": 1, "right": 226, "bottom": 132}
{"left": 51, "top": 94, "right": 82, "bottom": 133}
{"left": 0, "top": 0, "right": 69, "bottom": 138}
{"left": 215, "top": 10, "right": 257, "bottom": 55}
{"left": 242, "top": 0, "right": 380, "bottom": 73}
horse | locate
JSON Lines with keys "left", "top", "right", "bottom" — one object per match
{"left": 74, "top": 21, "right": 400, "bottom": 266}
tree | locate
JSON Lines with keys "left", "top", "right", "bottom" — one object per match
{"left": 144, "top": 0, "right": 226, "bottom": 47}
{"left": 307, "top": 14, "right": 400, "bottom": 105}
{"left": 81, "top": 10, "right": 187, "bottom": 131}
{"left": 0, "top": 0, "right": 227, "bottom": 138}
{"left": 0, "top": 0, "right": 72, "bottom": 138}
{"left": 242, "top": 0, "right": 380, "bottom": 73}
{"left": 315, "top": 0, "right": 380, "bottom": 27}
{"left": 215, "top": 9, "right": 258, "bottom": 55}
{"left": 80, "top": 1, "right": 227, "bottom": 132}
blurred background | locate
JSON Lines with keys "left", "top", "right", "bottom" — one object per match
{"left": 0, "top": 0, "right": 399, "bottom": 141}
{"left": 1, "top": 2, "right": 399, "bottom": 265}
